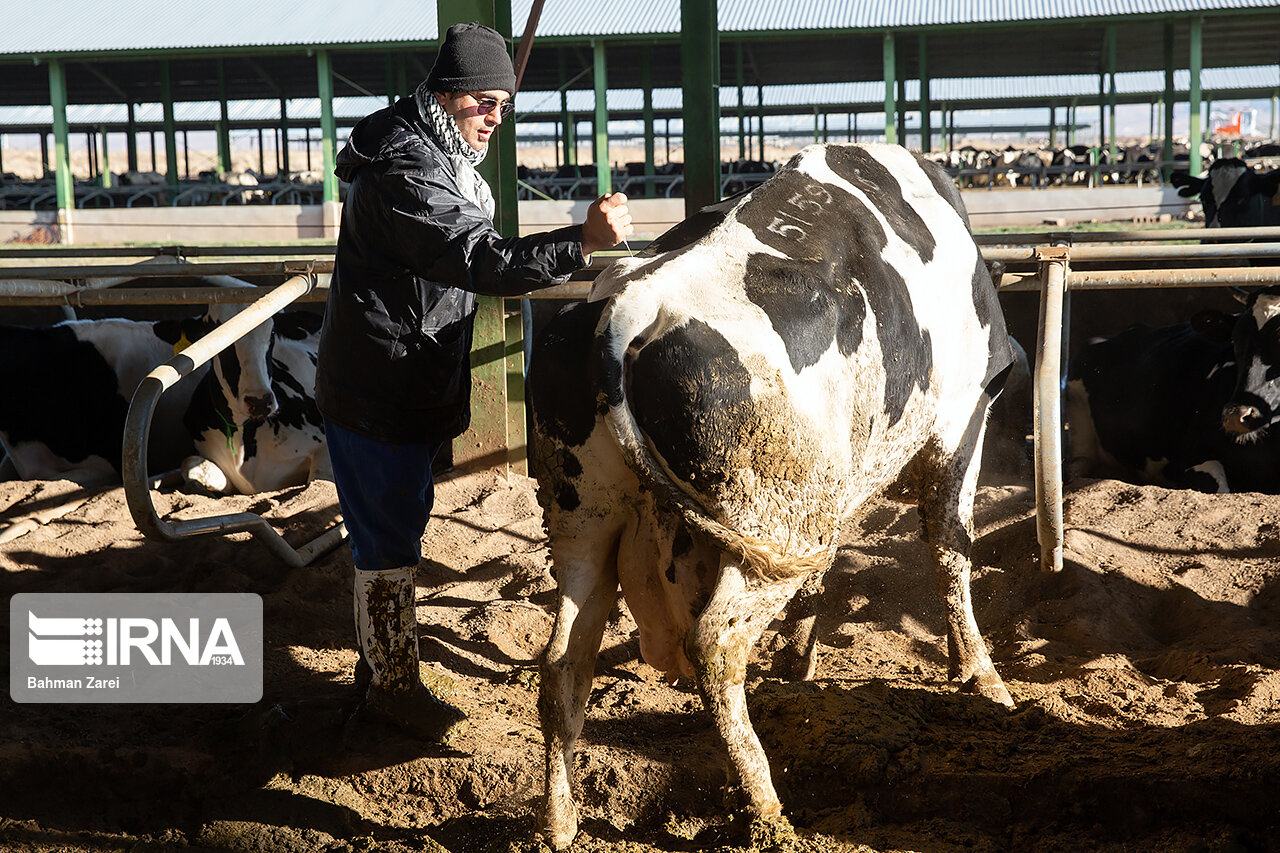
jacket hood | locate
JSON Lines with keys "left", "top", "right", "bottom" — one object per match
{"left": 335, "top": 98, "right": 434, "bottom": 183}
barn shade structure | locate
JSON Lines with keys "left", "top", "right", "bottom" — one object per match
{"left": 1, "top": 0, "right": 1279, "bottom": 226}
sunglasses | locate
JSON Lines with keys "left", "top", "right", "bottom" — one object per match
{"left": 469, "top": 93, "right": 515, "bottom": 118}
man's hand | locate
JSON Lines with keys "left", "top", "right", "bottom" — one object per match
{"left": 581, "top": 192, "right": 634, "bottom": 259}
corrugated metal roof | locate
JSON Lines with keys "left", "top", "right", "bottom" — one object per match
{"left": 520, "top": 0, "right": 1280, "bottom": 37}
{"left": 3, "top": 62, "right": 1268, "bottom": 128}
{"left": 2, "top": 0, "right": 1275, "bottom": 56}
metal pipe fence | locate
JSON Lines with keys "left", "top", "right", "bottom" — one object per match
{"left": 4, "top": 230, "right": 1280, "bottom": 571}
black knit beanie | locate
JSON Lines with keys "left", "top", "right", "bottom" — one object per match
{"left": 427, "top": 23, "right": 517, "bottom": 94}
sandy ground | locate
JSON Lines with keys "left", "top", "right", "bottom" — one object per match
{"left": 2, "top": 443, "right": 1279, "bottom": 852}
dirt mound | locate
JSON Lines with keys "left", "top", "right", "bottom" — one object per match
{"left": 2, "top": 469, "right": 1279, "bottom": 852}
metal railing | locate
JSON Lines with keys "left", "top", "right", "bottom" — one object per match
{"left": 120, "top": 274, "right": 347, "bottom": 567}
{"left": 5, "top": 229, "right": 1280, "bottom": 573}
{"left": 0, "top": 250, "right": 345, "bottom": 566}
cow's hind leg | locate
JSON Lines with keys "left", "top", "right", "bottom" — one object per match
{"left": 687, "top": 554, "right": 807, "bottom": 836}
{"left": 538, "top": 536, "right": 620, "bottom": 851}
{"left": 918, "top": 425, "right": 1014, "bottom": 708}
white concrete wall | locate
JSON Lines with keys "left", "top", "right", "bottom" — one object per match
{"left": 0, "top": 189, "right": 1193, "bottom": 246}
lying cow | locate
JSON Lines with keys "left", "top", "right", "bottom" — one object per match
{"left": 0, "top": 318, "right": 204, "bottom": 486}
{"left": 1068, "top": 286, "right": 1280, "bottom": 493}
{"left": 1171, "top": 158, "right": 1280, "bottom": 229}
{"left": 528, "top": 142, "right": 1015, "bottom": 848}
{"left": 180, "top": 307, "right": 329, "bottom": 494}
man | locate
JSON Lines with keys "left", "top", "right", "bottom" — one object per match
{"left": 316, "top": 22, "right": 632, "bottom": 743}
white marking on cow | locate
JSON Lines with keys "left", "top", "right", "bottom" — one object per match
{"left": 1208, "top": 162, "right": 1247, "bottom": 227}
{"left": 1189, "top": 460, "right": 1230, "bottom": 493}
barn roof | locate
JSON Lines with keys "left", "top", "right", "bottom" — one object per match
{"left": 4, "top": 0, "right": 1276, "bottom": 54}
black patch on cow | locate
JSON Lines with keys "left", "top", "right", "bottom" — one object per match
{"left": 971, "top": 255, "right": 1015, "bottom": 386}
{"left": 742, "top": 253, "right": 866, "bottom": 372}
{"left": 641, "top": 204, "right": 731, "bottom": 257}
{"left": 824, "top": 146, "right": 936, "bottom": 264}
{"left": 734, "top": 157, "right": 932, "bottom": 422}
{"left": 554, "top": 482, "right": 580, "bottom": 512}
{"left": 628, "top": 319, "right": 754, "bottom": 491}
{"left": 528, "top": 301, "right": 609, "bottom": 448}
{"left": 268, "top": 353, "right": 323, "bottom": 432}
{"left": 184, "top": 368, "right": 240, "bottom": 452}
{"left": 0, "top": 325, "right": 128, "bottom": 471}
{"left": 665, "top": 562, "right": 677, "bottom": 584}
{"left": 273, "top": 311, "right": 323, "bottom": 340}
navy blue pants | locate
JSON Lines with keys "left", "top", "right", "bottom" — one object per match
{"left": 325, "top": 420, "right": 442, "bottom": 572}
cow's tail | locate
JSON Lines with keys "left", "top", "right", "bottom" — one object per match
{"left": 593, "top": 303, "right": 831, "bottom": 581}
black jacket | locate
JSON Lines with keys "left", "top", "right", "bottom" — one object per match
{"left": 316, "top": 97, "right": 585, "bottom": 444}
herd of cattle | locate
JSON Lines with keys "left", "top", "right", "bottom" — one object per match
{"left": 1, "top": 140, "right": 1279, "bottom": 844}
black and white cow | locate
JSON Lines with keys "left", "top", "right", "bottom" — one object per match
{"left": 0, "top": 318, "right": 204, "bottom": 486}
{"left": 180, "top": 308, "right": 329, "bottom": 495}
{"left": 1067, "top": 286, "right": 1280, "bottom": 493}
{"left": 528, "top": 142, "right": 1015, "bottom": 848}
{"left": 1172, "top": 158, "right": 1280, "bottom": 229}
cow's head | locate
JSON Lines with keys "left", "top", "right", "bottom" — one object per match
{"left": 1195, "top": 287, "right": 1280, "bottom": 441}
{"left": 206, "top": 302, "right": 277, "bottom": 423}
{"left": 156, "top": 303, "right": 278, "bottom": 424}
{"left": 1174, "top": 159, "right": 1280, "bottom": 228}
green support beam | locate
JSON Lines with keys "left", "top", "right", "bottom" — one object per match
{"left": 1105, "top": 25, "right": 1118, "bottom": 165}
{"left": 882, "top": 32, "right": 897, "bottom": 145}
{"left": 160, "top": 61, "right": 179, "bottom": 189}
{"left": 217, "top": 60, "right": 232, "bottom": 173}
{"left": 680, "top": 0, "right": 720, "bottom": 217}
{"left": 1189, "top": 16, "right": 1203, "bottom": 173}
{"left": 736, "top": 42, "right": 746, "bottom": 160}
{"left": 642, "top": 47, "right": 655, "bottom": 195}
{"left": 47, "top": 58, "right": 73, "bottom": 240}
{"left": 1163, "top": 22, "right": 1175, "bottom": 176}
{"left": 559, "top": 51, "right": 575, "bottom": 167}
{"left": 317, "top": 49, "right": 339, "bottom": 205}
{"left": 593, "top": 39, "right": 610, "bottom": 194}
{"left": 99, "top": 126, "right": 110, "bottom": 188}
{"left": 918, "top": 34, "right": 931, "bottom": 153}
{"left": 126, "top": 101, "right": 138, "bottom": 173}
{"left": 437, "top": 0, "right": 524, "bottom": 475}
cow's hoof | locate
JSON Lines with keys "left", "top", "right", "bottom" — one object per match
{"left": 965, "top": 671, "right": 1015, "bottom": 708}
{"left": 538, "top": 799, "right": 579, "bottom": 851}
{"left": 748, "top": 813, "right": 797, "bottom": 850}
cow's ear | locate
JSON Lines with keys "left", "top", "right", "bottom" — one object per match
{"left": 154, "top": 316, "right": 213, "bottom": 346}
{"left": 1190, "top": 309, "right": 1234, "bottom": 342}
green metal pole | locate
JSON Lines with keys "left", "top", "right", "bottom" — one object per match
{"left": 813, "top": 107, "right": 820, "bottom": 144}
{"left": 1049, "top": 105, "right": 1057, "bottom": 148}
{"left": 1189, "top": 16, "right": 1203, "bottom": 174}
{"left": 593, "top": 39, "right": 610, "bottom": 195}
{"left": 883, "top": 32, "right": 897, "bottom": 145}
{"left": 317, "top": 49, "right": 339, "bottom": 205}
{"left": 437, "top": 0, "right": 521, "bottom": 474}
{"left": 47, "top": 58, "right": 73, "bottom": 240}
{"left": 217, "top": 59, "right": 232, "bottom": 173}
{"left": 100, "top": 126, "right": 111, "bottom": 188}
{"left": 160, "top": 61, "right": 179, "bottom": 190}
{"left": 680, "top": 0, "right": 720, "bottom": 217}
{"left": 559, "top": 50, "right": 575, "bottom": 167}
{"left": 1163, "top": 22, "right": 1175, "bottom": 177}
{"left": 918, "top": 34, "right": 930, "bottom": 153}
{"left": 1106, "top": 25, "right": 1117, "bottom": 165}
{"left": 642, "top": 47, "right": 655, "bottom": 196}
{"left": 736, "top": 42, "right": 745, "bottom": 160}
{"left": 279, "top": 98, "right": 290, "bottom": 177}
{"left": 126, "top": 101, "right": 138, "bottom": 173}
{"left": 756, "top": 83, "right": 765, "bottom": 160}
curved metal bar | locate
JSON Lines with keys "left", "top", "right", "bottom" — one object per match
{"left": 122, "top": 274, "right": 347, "bottom": 567}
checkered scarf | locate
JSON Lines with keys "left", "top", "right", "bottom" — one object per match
{"left": 415, "top": 82, "right": 495, "bottom": 219}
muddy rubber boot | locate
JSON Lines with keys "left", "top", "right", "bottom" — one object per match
{"left": 354, "top": 566, "right": 468, "bottom": 744}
